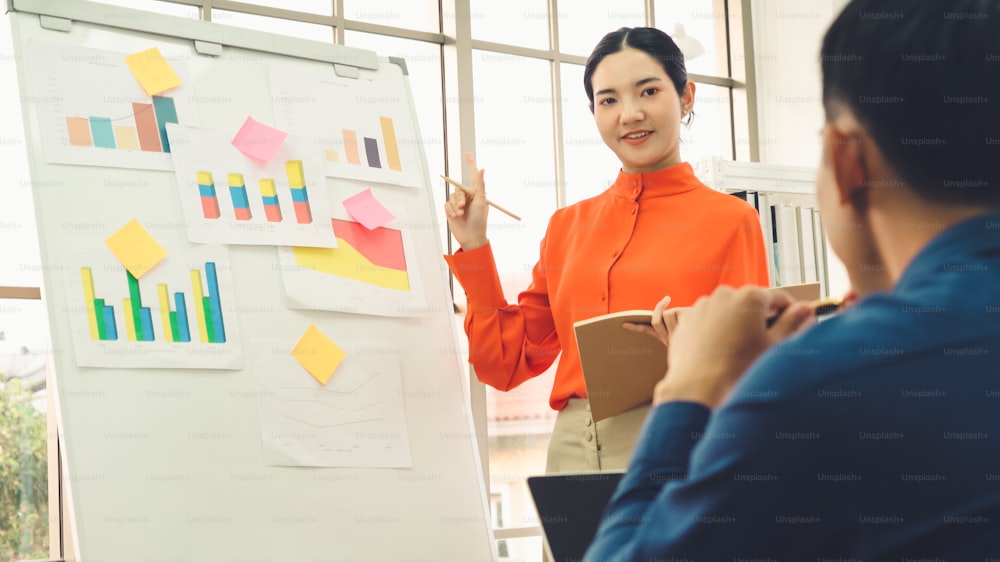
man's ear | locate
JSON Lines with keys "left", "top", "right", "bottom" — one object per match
{"left": 825, "top": 125, "right": 867, "bottom": 206}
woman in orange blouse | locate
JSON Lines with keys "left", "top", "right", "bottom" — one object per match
{"left": 444, "top": 27, "right": 770, "bottom": 472}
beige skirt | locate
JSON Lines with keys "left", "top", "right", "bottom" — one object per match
{"left": 545, "top": 398, "right": 651, "bottom": 473}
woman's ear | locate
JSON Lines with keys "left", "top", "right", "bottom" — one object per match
{"left": 681, "top": 81, "right": 696, "bottom": 114}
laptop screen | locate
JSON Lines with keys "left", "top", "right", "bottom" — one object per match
{"left": 527, "top": 471, "right": 624, "bottom": 562}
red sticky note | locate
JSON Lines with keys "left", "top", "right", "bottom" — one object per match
{"left": 231, "top": 116, "right": 287, "bottom": 163}
{"left": 342, "top": 188, "right": 396, "bottom": 230}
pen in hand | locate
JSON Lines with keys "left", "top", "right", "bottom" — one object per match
{"left": 765, "top": 297, "right": 845, "bottom": 328}
{"left": 440, "top": 175, "right": 522, "bottom": 221}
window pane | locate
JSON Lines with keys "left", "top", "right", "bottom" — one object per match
{"left": 558, "top": 0, "right": 646, "bottom": 57}
{"left": 86, "top": 0, "right": 199, "bottom": 19}
{"left": 343, "top": 32, "right": 447, "bottom": 251}
{"left": 496, "top": 536, "right": 545, "bottom": 561}
{"left": 235, "top": 0, "right": 333, "bottom": 16}
{"left": 471, "top": 52, "right": 555, "bottom": 296}
{"left": 470, "top": 0, "right": 549, "bottom": 50}
{"left": 655, "top": 0, "right": 727, "bottom": 77}
{"left": 560, "top": 63, "right": 621, "bottom": 205}
{"left": 472, "top": 52, "right": 558, "bottom": 540}
{"left": 343, "top": 0, "right": 439, "bottom": 33}
{"left": 0, "top": 299, "right": 51, "bottom": 561}
{"left": 0, "top": 17, "right": 41, "bottom": 288}
{"left": 212, "top": 10, "right": 333, "bottom": 42}
{"left": 681, "top": 83, "right": 734, "bottom": 164}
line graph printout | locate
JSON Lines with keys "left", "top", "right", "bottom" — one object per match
{"left": 252, "top": 339, "right": 412, "bottom": 468}
{"left": 64, "top": 241, "right": 242, "bottom": 369}
{"left": 167, "top": 123, "right": 336, "bottom": 247}
{"left": 25, "top": 40, "right": 198, "bottom": 170}
{"left": 269, "top": 63, "right": 425, "bottom": 188}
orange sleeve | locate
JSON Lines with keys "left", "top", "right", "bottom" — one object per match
{"left": 719, "top": 206, "right": 771, "bottom": 288}
{"left": 443, "top": 242, "right": 560, "bottom": 391}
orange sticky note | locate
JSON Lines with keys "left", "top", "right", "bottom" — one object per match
{"left": 292, "top": 324, "right": 346, "bottom": 385}
{"left": 124, "top": 47, "right": 182, "bottom": 96}
{"left": 104, "top": 219, "right": 167, "bottom": 279}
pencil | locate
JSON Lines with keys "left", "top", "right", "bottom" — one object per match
{"left": 440, "top": 175, "right": 522, "bottom": 221}
{"left": 766, "top": 296, "right": 846, "bottom": 327}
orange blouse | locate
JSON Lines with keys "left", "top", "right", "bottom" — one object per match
{"left": 444, "top": 162, "right": 770, "bottom": 410}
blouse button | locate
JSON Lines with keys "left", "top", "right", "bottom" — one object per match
{"left": 631, "top": 207, "right": 637, "bottom": 215}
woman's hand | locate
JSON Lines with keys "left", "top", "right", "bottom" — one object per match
{"left": 622, "top": 296, "right": 684, "bottom": 348}
{"left": 652, "top": 286, "right": 814, "bottom": 409}
{"left": 444, "top": 153, "right": 490, "bottom": 251}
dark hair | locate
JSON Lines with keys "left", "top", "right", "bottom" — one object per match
{"left": 583, "top": 27, "right": 688, "bottom": 107}
{"left": 821, "top": 0, "right": 1000, "bottom": 205}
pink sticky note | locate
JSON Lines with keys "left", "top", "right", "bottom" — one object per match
{"left": 231, "top": 116, "right": 287, "bottom": 163}
{"left": 342, "top": 188, "right": 396, "bottom": 230}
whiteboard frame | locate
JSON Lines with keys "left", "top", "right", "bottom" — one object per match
{"left": 8, "top": 0, "right": 495, "bottom": 559}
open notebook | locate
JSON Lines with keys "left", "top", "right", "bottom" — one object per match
{"left": 575, "top": 282, "right": 822, "bottom": 422}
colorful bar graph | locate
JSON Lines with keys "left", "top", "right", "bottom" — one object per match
{"left": 89, "top": 117, "right": 116, "bottom": 149}
{"left": 379, "top": 116, "right": 402, "bottom": 171}
{"left": 66, "top": 97, "right": 180, "bottom": 154}
{"left": 66, "top": 117, "right": 94, "bottom": 147}
{"left": 228, "top": 173, "right": 252, "bottom": 221}
{"left": 259, "top": 178, "right": 282, "bottom": 222}
{"left": 133, "top": 102, "right": 163, "bottom": 152}
{"left": 152, "top": 95, "right": 178, "bottom": 152}
{"left": 197, "top": 171, "right": 221, "bottom": 219}
{"left": 286, "top": 160, "right": 312, "bottom": 224}
{"left": 80, "top": 262, "right": 223, "bottom": 344}
{"left": 343, "top": 129, "right": 361, "bottom": 164}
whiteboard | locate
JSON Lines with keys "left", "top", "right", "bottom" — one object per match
{"left": 8, "top": 0, "right": 495, "bottom": 560}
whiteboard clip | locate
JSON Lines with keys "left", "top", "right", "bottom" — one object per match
{"left": 194, "top": 40, "right": 223, "bottom": 57}
{"left": 39, "top": 15, "right": 72, "bottom": 32}
{"left": 333, "top": 63, "right": 360, "bottom": 79}
{"left": 388, "top": 57, "right": 409, "bottom": 76}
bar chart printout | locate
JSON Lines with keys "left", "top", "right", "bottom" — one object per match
{"left": 27, "top": 41, "right": 198, "bottom": 170}
{"left": 68, "top": 245, "right": 241, "bottom": 369}
{"left": 268, "top": 63, "right": 424, "bottom": 188}
{"left": 168, "top": 123, "right": 335, "bottom": 247}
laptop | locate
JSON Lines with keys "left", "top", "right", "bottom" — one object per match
{"left": 527, "top": 471, "right": 624, "bottom": 562}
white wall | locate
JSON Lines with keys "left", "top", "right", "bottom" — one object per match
{"left": 752, "top": 0, "right": 852, "bottom": 298}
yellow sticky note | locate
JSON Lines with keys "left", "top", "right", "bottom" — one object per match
{"left": 292, "top": 324, "right": 346, "bottom": 385}
{"left": 104, "top": 219, "right": 167, "bottom": 279}
{"left": 124, "top": 47, "right": 182, "bottom": 96}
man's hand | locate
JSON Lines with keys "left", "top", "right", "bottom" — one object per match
{"left": 652, "top": 286, "right": 814, "bottom": 409}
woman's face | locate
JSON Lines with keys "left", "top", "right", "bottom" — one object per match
{"left": 590, "top": 47, "right": 694, "bottom": 174}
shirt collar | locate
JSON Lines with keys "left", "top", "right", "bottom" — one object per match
{"left": 896, "top": 211, "right": 1000, "bottom": 292}
{"left": 609, "top": 162, "right": 703, "bottom": 201}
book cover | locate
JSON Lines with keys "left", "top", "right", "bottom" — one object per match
{"left": 574, "top": 283, "right": 821, "bottom": 422}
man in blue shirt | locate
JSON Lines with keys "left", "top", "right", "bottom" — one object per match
{"left": 586, "top": 0, "right": 1000, "bottom": 559}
